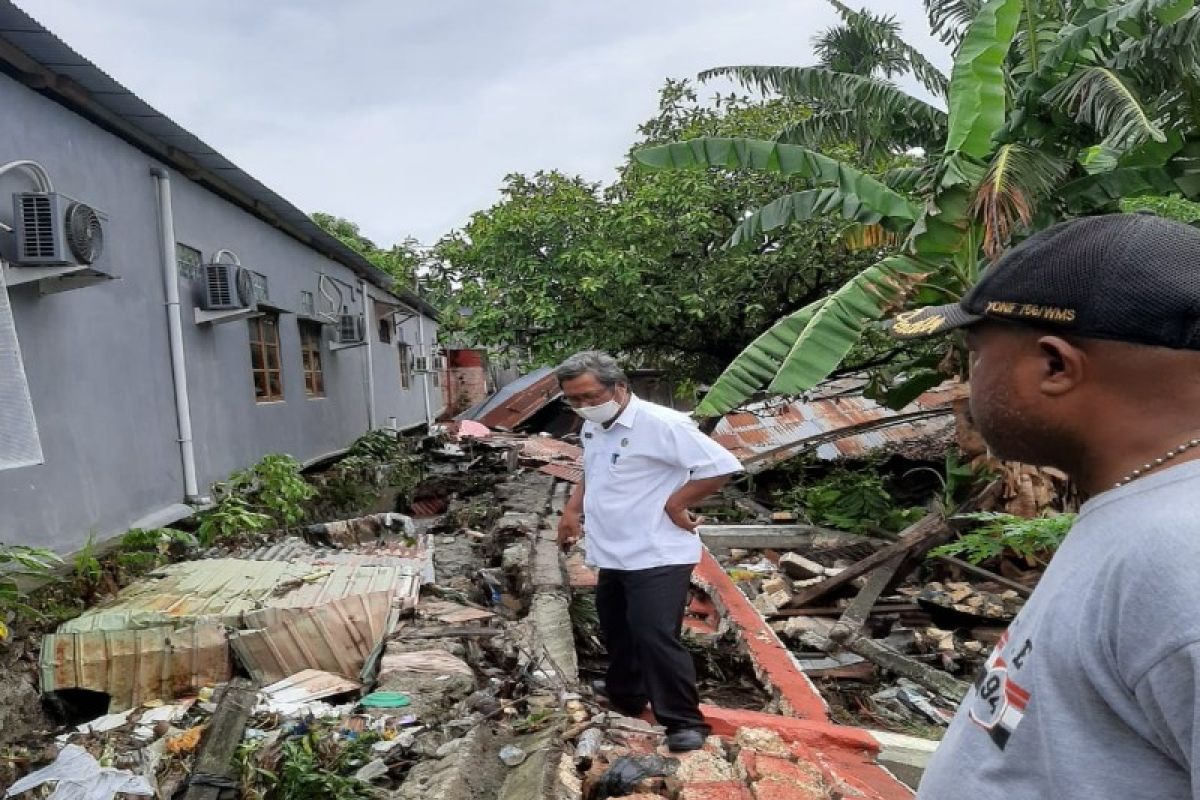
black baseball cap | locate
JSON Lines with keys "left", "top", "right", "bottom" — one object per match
{"left": 887, "top": 212, "right": 1200, "bottom": 349}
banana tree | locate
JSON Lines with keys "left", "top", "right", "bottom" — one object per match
{"left": 635, "top": 0, "right": 1200, "bottom": 418}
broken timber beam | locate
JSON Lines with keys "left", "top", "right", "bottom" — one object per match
{"left": 799, "top": 631, "right": 968, "bottom": 704}
{"left": 184, "top": 678, "right": 256, "bottom": 800}
{"left": 934, "top": 555, "right": 1033, "bottom": 598}
{"left": 698, "top": 524, "right": 870, "bottom": 552}
{"left": 828, "top": 554, "right": 906, "bottom": 645}
{"left": 785, "top": 514, "right": 950, "bottom": 609}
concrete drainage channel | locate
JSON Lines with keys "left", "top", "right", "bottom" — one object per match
{"left": 392, "top": 470, "right": 577, "bottom": 800}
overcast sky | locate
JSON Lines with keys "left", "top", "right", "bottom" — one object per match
{"left": 25, "top": 1, "right": 949, "bottom": 247}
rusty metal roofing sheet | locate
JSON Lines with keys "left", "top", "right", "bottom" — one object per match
{"left": 230, "top": 590, "right": 400, "bottom": 685}
{"left": 539, "top": 463, "right": 584, "bottom": 484}
{"left": 475, "top": 370, "right": 563, "bottom": 431}
{"left": 58, "top": 555, "right": 428, "bottom": 634}
{"left": 711, "top": 382, "right": 963, "bottom": 473}
{"left": 520, "top": 437, "right": 583, "bottom": 464}
{"left": 58, "top": 560, "right": 312, "bottom": 633}
{"left": 40, "top": 624, "right": 231, "bottom": 712}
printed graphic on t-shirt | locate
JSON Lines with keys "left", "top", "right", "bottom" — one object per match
{"left": 968, "top": 630, "right": 1033, "bottom": 750}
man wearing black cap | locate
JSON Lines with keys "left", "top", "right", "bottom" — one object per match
{"left": 889, "top": 213, "right": 1200, "bottom": 799}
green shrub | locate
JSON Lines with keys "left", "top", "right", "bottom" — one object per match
{"left": 197, "top": 496, "right": 273, "bottom": 546}
{"left": 930, "top": 512, "right": 1076, "bottom": 565}
{"left": 228, "top": 454, "right": 316, "bottom": 527}
{"left": 774, "top": 467, "right": 921, "bottom": 536}
{"left": 0, "top": 544, "right": 61, "bottom": 638}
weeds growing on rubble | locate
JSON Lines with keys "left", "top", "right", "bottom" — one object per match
{"left": 0, "top": 544, "right": 60, "bottom": 638}
{"left": 931, "top": 512, "right": 1076, "bottom": 566}
{"left": 774, "top": 465, "right": 924, "bottom": 536}
{"left": 242, "top": 730, "right": 381, "bottom": 800}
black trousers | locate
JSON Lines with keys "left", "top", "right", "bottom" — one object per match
{"left": 595, "top": 563, "right": 709, "bottom": 734}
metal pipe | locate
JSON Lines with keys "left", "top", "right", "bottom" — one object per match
{"left": 361, "top": 279, "right": 377, "bottom": 430}
{"left": 415, "top": 284, "right": 433, "bottom": 429}
{"left": 0, "top": 160, "right": 54, "bottom": 232}
{"left": 150, "top": 167, "right": 205, "bottom": 503}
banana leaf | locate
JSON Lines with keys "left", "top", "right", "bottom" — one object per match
{"left": 767, "top": 255, "right": 932, "bottom": 395}
{"left": 728, "top": 186, "right": 918, "bottom": 247}
{"left": 945, "top": 0, "right": 1025, "bottom": 159}
{"left": 1060, "top": 166, "right": 1182, "bottom": 212}
{"left": 694, "top": 298, "right": 827, "bottom": 417}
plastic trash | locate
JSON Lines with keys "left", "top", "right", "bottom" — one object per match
{"left": 5, "top": 744, "right": 154, "bottom": 800}
{"left": 574, "top": 727, "right": 604, "bottom": 770}
{"left": 360, "top": 691, "right": 412, "bottom": 709}
{"left": 592, "top": 754, "right": 679, "bottom": 800}
{"left": 498, "top": 745, "right": 527, "bottom": 767}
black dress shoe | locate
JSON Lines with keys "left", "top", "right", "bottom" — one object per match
{"left": 666, "top": 728, "right": 707, "bottom": 753}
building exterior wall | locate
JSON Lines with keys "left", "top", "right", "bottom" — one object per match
{"left": 0, "top": 70, "right": 439, "bottom": 551}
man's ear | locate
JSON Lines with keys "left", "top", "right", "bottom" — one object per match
{"left": 1037, "top": 335, "right": 1086, "bottom": 396}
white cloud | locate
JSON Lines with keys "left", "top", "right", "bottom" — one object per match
{"left": 20, "top": 0, "right": 948, "bottom": 245}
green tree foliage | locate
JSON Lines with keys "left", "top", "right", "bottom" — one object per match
{"left": 311, "top": 212, "right": 422, "bottom": 289}
{"left": 431, "top": 81, "right": 902, "bottom": 383}
{"left": 637, "top": 0, "right": 1200, "bottom": 416}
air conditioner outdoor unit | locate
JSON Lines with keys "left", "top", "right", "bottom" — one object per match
{"left": 12, "top": 192, "right": 105, "bottom": 266}
{"left": 202, "top": 262, "right": 256, "bottom": 311}
{"left": 335, "top": 313, "right": 366, "bottom": 344}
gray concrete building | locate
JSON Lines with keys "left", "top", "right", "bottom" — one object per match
{"left": 0, "top": 3, "right": 445, "bottom": 552}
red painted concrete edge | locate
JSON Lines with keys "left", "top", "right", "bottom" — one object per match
{"left": 700, "top": 705, "right": 878, "bottom": 755}
{"left": 694, "top": 550, "right": 829, "bottom": 720}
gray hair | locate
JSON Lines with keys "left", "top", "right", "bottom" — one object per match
{"left": 555, "top": 350, "right": 628, "bottom": 387}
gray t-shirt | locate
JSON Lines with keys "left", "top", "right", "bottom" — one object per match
{"left": 920, "top": 460, "right": 1200, "bottom": 800}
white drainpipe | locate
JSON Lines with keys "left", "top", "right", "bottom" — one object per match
{"left": 361, "top": 279, "right": 377, "bottom": 430}
{"left": 416, "top": 304, "right": 433, "bottom": 428}
{"left": 150, "top": 168, "right": 205, "bottom": 503}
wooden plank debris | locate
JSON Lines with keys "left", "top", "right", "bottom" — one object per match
{"left": 184, "top": 678, "right": 256, "bottom": 800}
{"left": 828, "top": 554, "right": 906, "bottom": 645}
{"left": 784, "top": 514, "right": 950, "bottom": 609}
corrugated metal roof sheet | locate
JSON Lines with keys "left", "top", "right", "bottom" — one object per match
{"left": 711, "top": 382, "right": 963, "bottom": 473}
{"left": 231, "top": 590, "right": 400, "bottom": 685}
{"left": 461, "top": 368, "right": 563, "bottom": 430}
{"left": 58, "top": 554, "right": 429, "bottom": 634}
{"left": 40, "top": 624, "right": 231, "bottom": 712}
{"left": 58, "top": 560, "right": 311, "bottom": 634}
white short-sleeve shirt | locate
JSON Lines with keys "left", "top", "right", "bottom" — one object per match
{"left": 580, "top": 395, "right": 742, "bottom": 570}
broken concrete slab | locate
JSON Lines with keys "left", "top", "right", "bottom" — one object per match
{"left": 528, "top": 592, "right": 579, "bottom": 685}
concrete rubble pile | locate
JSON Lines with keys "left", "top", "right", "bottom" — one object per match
{"left": 7, "top": 420, "right": 975, "bottom": 800}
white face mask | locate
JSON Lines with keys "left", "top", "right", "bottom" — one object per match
{"left": 573, "top": 398, "right": 622, "bottom": 423}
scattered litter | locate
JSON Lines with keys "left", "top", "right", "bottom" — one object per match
{"left": 499, "top": 744, "right": 527, "bottom": 767}
{"left": 361, "top": 691, "right": 412, "bottom": 709}
{"left": 165, "top": 725, "right": 206, "bottom": 755}
{"left": 5, "top": 744, "right": 153, "bottom": 800}
{"left": 574, "top": 727, "right": 603, "bottom": 769}
{"left": 592, "top": 754, "right": 679, "bottom": 800}
{"left": 138, "top": 701, "right": 194, "bottom": 724}
{"left": 262, "top": 669, "right": 362, "bottom": 705}
{"left": 76, "top": 710, "right": 133, "bottom": 734}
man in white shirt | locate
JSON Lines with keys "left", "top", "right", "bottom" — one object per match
{"left": 555, "top": 351, "right": 742, "bottom": 752}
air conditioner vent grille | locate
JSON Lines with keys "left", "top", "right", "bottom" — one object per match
{"left": 207, "top": 264, "right": 233, "bottom": 307}
{"left": 18, "top": 195, "right": 55, "bottom": 260}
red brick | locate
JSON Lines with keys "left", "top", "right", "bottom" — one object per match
{"left": 752, "top": 776, "right": 827, "bottom": 800}
{"left": 679, "top": 781, "right": 755, "bottom": 800}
